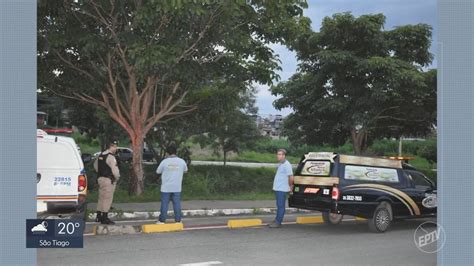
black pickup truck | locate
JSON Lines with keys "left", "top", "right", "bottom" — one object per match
{"left": 288, "top": 152, "right": 437, "bottom": 233}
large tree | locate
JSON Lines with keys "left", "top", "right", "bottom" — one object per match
{"left": 38, "top": 0, "right": 310, "bottom": 195}
{"left": 272, "top": 13, "right": 436, "bottom": 154}
{"left": 194, "top": 85, "right": 261, "bottom": 165}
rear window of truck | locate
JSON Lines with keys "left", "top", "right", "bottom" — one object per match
{"left": 298, "top": 160, "right": 332, "bottom": 176}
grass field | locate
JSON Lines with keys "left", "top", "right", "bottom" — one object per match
{"left": 85, "top": 164, "right": 277, "bottom": 203}
{"left": 78, "top": 136, "right": 437, "bottom": 203}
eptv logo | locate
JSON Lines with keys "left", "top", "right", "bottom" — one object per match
{"left": 413, "top": 221, "right": 446, "bottom": 253}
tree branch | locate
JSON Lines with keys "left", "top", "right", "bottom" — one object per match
{"left": 52, "top": 50, "right": 95, "bottom": 80}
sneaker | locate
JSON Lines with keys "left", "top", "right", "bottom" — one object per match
{"left": 268, "top": 222, "right": 282, "bottom": 228}
{"left": 175, "top": 221, "right": 182, "bottom": 224}
{"left": 156, "top": 221, "right": 165, "bottom": 224}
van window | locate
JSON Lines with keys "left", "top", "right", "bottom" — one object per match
{"left": 344, "top": 165, "right": 399, "bottom": 183}
{"left": 37, "top": 141, "right": 80, "bottom": 169}
{"left": 408, "top": 171, "right": 433, "bottom": 188}
{"left": 299, "top": 160, "right": 332, "bottom": 176}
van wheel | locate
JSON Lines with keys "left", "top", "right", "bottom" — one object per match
{"left": 322, "top": 211, "right": 343, "bottom": 225}
{"left": 368, "top": 202, "right": 392, "bottom": 233}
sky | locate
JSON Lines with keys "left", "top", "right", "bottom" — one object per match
{"left": 255, "top": 0, "right": 437, "bottom": 116}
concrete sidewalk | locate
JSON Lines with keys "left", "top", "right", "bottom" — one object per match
{"left": 85, "top": 200, "right": 309, "bottom": 222}
{"left": 88, "top": 200, "right": 277, "bottom": 212}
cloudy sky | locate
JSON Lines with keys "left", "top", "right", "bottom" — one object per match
{"left": 256, "top": 0, "right": 437, "bottom": 116}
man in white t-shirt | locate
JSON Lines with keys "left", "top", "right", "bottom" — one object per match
{"left": 269, "top": 149, "right": 294, "bottom": 228}
{"left": 156, "top": 146, "right": 188, "bottom": 224}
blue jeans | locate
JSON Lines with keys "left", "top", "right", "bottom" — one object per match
{"left": 274, "top": 191, "right": 287, "bottom": 224}
{"left": 159, "top": 192, "right": 182, "bottom": 222}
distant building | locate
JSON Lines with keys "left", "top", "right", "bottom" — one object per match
{"left": 254, "top": 114, "right": 285, "bottom": 139}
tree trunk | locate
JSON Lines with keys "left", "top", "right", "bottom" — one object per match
{"left": 351, "top": 129, "right": 368, "bottom": 155}
{"left": 130, "top": 136, "right": 145, "bottom": 195}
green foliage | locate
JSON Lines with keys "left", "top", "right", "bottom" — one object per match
{"left": 191, "top": 86, "right": 262, "bottom": 163}
{"left": 368, "top": 138, "right": 437, "bottom": 161}
{"left": 272, "top": 12, "right": 436, "bottom": 153}
{"left": 38, "top": 1, "right": 311, "bottom": 192}
{"left": 417, "top": 139, "right": 437, "bottom": 165}
{"left": 85, "top": 164, "right": 276, "bottom": 201}
{"left": 38, "top": 0, "right": 311, "bottom": 101}
{"left": 253, "top": 138, "right": 354, "bottom": 157}
{"left": 192, "top": 151, "right": 300, "bottom": 164}
{"left": 71, "top": 132, "right": 88, "bottom": 145}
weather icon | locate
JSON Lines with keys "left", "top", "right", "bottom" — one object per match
{"left": 31, "top": 221, "right": 48, "bottom": 233}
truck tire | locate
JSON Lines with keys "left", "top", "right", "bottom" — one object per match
{"left": 368, "top": 202, "right": 392, "bottom": 233}
{"left": 322, "top": 211, "right": 343, "bottom": 225}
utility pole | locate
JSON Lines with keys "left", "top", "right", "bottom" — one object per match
{"left": 398, "top": 136, "right": 403, "bottom": 156}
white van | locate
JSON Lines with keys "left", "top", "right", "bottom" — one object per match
{"left": 36, "top": 129, "right": 88, "bottom": 218}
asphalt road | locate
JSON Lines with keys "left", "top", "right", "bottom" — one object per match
{"left": 38, "top": 217, "right": 436, "bottom": 266}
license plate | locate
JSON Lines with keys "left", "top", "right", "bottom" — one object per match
{"left": 304, "top": 188, "right": 320, "bottom": 194}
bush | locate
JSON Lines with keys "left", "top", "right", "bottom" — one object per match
{"left": 253, "top": 138, "right": 354, "bottom": 157}
{"left": 369, "top": 139, "right": 399, "bottom": 155}
{"left": 418, "top": 139, "right": 437, "bottom": 165}
{"left": 71, "top": 132, "right": 88, "bottom": 144}
{"left": 368, "top": 138, "right": 437, "bottom": 159}
{"left": 84, "top": 162, "right": 276, "bottom": 200}
{"left": 91, "top": 138, "right": 100, "bottom": 147}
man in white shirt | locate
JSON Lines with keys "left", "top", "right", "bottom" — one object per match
{"left": 156, "top": 146, "right": 188, "bottom": 224}
{"left": 269, "top": 149, "right": 294, "bottom": 228}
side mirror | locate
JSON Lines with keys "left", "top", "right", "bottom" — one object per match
{"left": 81, "top": 153, "right": 92, "bottom": 163}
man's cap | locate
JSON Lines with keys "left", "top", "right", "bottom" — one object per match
{"left": 109, "top": 140, "right": 119, "bottom": 146}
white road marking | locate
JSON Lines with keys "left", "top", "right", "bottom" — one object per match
{"left": 179, "top": 261, "right": 223, "bottom": 266}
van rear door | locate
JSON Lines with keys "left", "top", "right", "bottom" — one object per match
{"left": 37, "top": 137, "right": 82, "bottom": 208}
{"left": 294, "top": 160, "right": 338, "bottom": 194}
{"left": 291, "top": 159, "right": 340, "bottom": 210}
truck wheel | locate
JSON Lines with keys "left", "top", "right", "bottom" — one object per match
{"left": 322, "top": 211, "right": 343, "bottom": 225}
{"left": 368, "top": 202, "right": 392, "bottom": 233}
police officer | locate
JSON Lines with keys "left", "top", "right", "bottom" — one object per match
{"left": 93, "top": 140, "right": 120, "bottom": 224}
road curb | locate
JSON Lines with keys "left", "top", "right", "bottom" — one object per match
{"left": 87, "top": 207, "right": 310, "bottom": 222}
{"left": 296, "top": 216, "right": 324, "bottom": 224}
{"left": 94, "top": 225, "right": 141, "bottom": 235}
{"left": 227, "top": 219, "right": 262, "bottom": 228}
{"left": 142, "top": 223, "right": 184, "bottom": 233}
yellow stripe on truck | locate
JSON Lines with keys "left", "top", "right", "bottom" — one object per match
{"left": 344, "top": 184, "right": 421, "bottom": 215}
{"left": 294, "top": 176, "right": 339, "bottom": 186}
